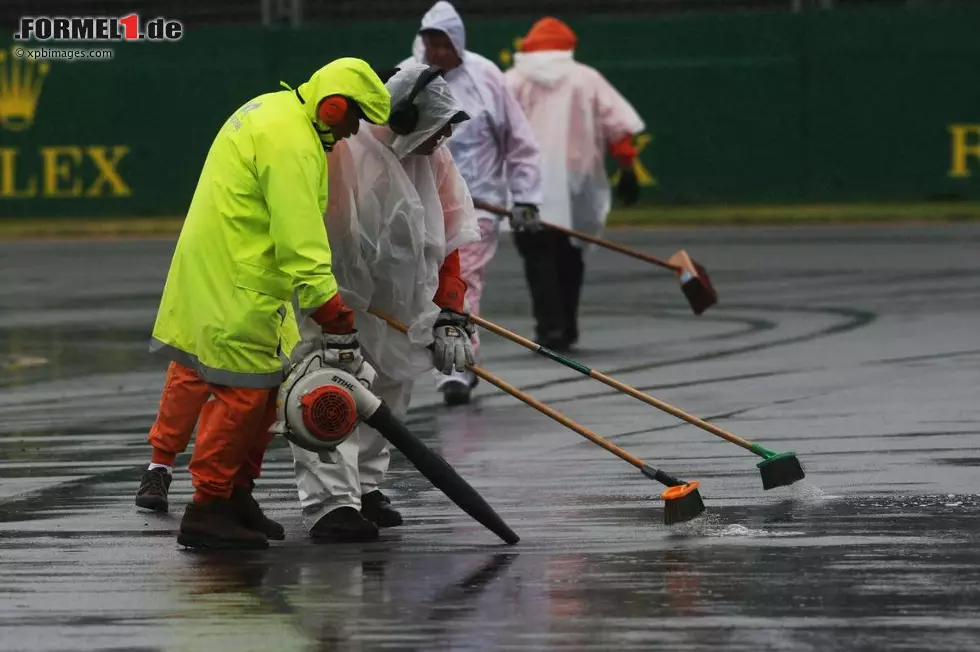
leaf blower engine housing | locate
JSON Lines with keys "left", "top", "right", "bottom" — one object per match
{"left": 271, "top": 351, "right": 382, "bottom": 453}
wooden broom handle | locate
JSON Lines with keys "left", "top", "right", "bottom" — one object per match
{"left": 468, "top": 312, "right": 761, "bottom": 455}
{"left": 471, "top": 198, "right": 681, "bottom": 273}
{"left": 366, "top": 307, "right": 646, "bottom": 470}
{"left": 468, "top": 366, "right": 645, "bottom": 470}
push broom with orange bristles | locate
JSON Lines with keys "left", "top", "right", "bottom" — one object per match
{"left": 368, "top": 308, "right": 706, "bottom": 526}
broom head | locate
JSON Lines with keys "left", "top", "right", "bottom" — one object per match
{"left": 757, "top": 451, "right": 806, "bottom": 490}
{"left": 668, "top": 250, "right": 718, "bottom": 315}
{"left": 660, "top": 481, "right": 706, "bottom": 525}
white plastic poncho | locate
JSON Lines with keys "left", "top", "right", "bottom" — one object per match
{"left": 504, "top": 50, "right": 645, "bottom": 242}
{"left": 309, "top": 64, "right": 480, "bottom": 382}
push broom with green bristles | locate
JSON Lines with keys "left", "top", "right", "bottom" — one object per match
{"left": 470, "top": 315, "right": 807, "bottom": 491}
{"left": 368, "top": 308, "right": 707, "bottom": 526}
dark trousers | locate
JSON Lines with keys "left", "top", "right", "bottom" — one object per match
{"left": 513, "top": 229, "right": 585, "bottom": 345}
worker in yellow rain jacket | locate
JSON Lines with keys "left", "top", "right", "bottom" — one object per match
{"left": 144, "top": 57, "right": 391, "bottom": 551}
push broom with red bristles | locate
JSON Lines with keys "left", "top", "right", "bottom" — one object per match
{"left": 368, "top": 308, "right": 706, "bottom": 526}
{"left": 472, "top": 199, "right": 717, "bottom": 316}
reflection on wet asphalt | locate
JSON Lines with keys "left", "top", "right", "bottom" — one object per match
{"left": 1, "top": 226, "right": 979, "bottom": 651}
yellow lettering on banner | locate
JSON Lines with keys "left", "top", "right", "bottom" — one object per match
{"left": 86, "top": 145, "right": 131, "bottom": 196}
{"left": 40, "top": 146, "right": 84, "bottom": 197}
{"left": 948, "top": 124, "right": 980, "bottom": 178}
{"left": 0, "top": 148, "right": 38, "bottom": 198}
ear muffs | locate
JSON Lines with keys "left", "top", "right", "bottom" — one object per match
{"left": 317, "top": 96, "right": 349, "bottom": 126}
{"left": 388, "top": 66, "right": 444, "bottom": 136}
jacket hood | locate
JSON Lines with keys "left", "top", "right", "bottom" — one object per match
{"left": 411, "top": 35, "right": 425, "bottom": 63}
{"left": 288, "top": 58, "right": 391, "bottom": 147}
{"left": 418, "top": 1, "right": 466, "bottom": 60}
{"left": 521, "top": 17, "right": 577, "bottom": 53}
{"left": 513, "top": 50, "right": 576, "bottom": 86}
{"left": 382, "top": 64, "right": 468, "bottom": 159}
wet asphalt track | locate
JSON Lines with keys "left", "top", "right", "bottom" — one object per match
{"left": 1, "top": 225, "right": 979, "bottom": 652}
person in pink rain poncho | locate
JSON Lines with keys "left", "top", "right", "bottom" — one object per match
{"left": 504, "top": 17, "right": 646, "bottom": 352}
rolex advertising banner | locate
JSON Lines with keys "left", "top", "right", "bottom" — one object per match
{"left": 1, "top": 7, "right": 979, "bottom": 220}
{"left": 0, "top": 24, "right": 274, "bottom": 219}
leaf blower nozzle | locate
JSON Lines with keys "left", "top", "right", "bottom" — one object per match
{"left": 271, "top": 352, "right": 519, "bottom": 545}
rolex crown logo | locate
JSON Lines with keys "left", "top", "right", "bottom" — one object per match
{"left": 0, "top": 45, "right": 51, "bottom": 132}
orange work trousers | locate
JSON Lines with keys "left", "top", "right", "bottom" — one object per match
{"left": 148, "top": 361, "right": 278, "bottom": 502}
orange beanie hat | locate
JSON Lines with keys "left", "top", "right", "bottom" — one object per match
{"left": 520, "top": 17, "right": 577, "bottom": 53}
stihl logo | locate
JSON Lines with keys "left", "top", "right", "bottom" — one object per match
{"left": 331, "top": 375, "right": 357, "bottom": 393}
{"left": 14, "top": 15, "right": 183, "bottom": 42}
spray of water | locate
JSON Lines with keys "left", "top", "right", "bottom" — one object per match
{"left": 758, "top": 481, "right": 840, "bottom": 505}
{"left": 663, "top": 483, "right": 830, "bottom": 539}
{"left": 668, "top": 516, "right": 804, "bottom": 538}
{"left": 665, "top": 511, "right": 720, "bottom": 538}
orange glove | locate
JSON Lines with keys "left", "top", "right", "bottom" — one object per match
{"left": 609, "top": 135, "right": 638, "bottom": 169}
{"left": 610, "top": 135, "right": 640, "bottom": 205}
{"left": 433, "top": 250, "right": 467, "bottom": 314}
{"left": 431, "top": 250, "right": 474, "bottom": 374}
{"left": 297, "top": 293, "right": 372, "bottom": 380}
{"left": 309, "top": 293, "right": 355, "bottom": 334}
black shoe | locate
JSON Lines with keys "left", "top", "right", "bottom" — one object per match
{"left": 361, "top": 490, "right": 403, "bottom": 528}
{"left": 231, "top": 484, "right": 285, "bottom": 541}
{"left": 310, "top": 507, "right": 380, "bottom": 543}
{"left": 442, "top": 380, "right": 471, "bottom": 406}
{"left": 135, "top": 467, "right": 172, "bottom": 512}
{"left": 177, "top": 498, "right": 269, "bottom": 550}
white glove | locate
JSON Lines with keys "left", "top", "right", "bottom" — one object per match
{"left": 510, "top": 203, "right": 543, "bottom": 233}
{"left": 289, "top": 330, "right": 376, "bottom": 390}
{"left": 431, "top": 310, "right": 475, "bottom": 374}
{"left": 352, "top": 355, "right": 377, "bottom": 391}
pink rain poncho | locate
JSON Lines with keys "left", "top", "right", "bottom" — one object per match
{"left": 504, "top": 49, "right": 645, "bottom": 241}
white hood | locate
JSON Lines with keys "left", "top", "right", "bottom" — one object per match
{"left": 382, "top": 64, "right": 468, "bottom": 160}
{"left": 411, "top": 35, "right": 425, "bottom": 63}
{"left": 418, "top": 1, "right": 466, "bottom": 60}
{"left": 513, "top": 50, "right": 576, "bottom": 86}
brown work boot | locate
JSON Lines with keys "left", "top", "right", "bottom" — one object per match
{"left": 231, "top": 484, "right": 285, "bottom": 541}
{"left": 177, "top": 498, "right": 269, "bottom": 550}
{"left": 135, "top": 467, "right": 171, "bottom": 512}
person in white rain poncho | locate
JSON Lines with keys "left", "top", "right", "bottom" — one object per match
{"left": 402, "top": 1, "right": 544, "bottom": 406}
{"left": 288, "top": 64, "right": 481, "bottom": 542}
{"left": 504, "top": 17, "right": 646, "bottom": 352}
